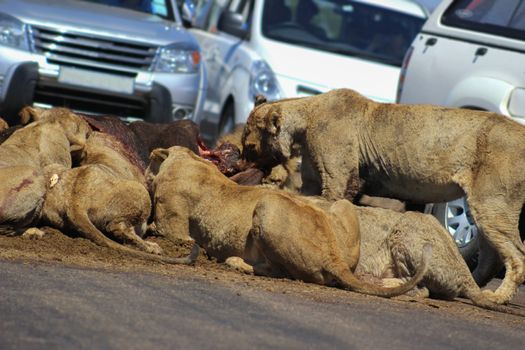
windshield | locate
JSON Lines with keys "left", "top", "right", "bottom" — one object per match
{"left": 261, "top": 0, "right": 425, "bottom": 66}
{"left": 77, "top": 0, "right": 174, "bottom": 20}
{"left": 442, "top": 0, "right": 525, "bottom": 41}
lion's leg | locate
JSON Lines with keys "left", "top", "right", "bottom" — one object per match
{"left": 0, "top": 166, "right": 46, "bottom": 227}
{"left": 472, "top": 234, "right": 502, "bottom": 286}
{"left": 107, "top": 221, "right": 162, "bottom": 255}
{"left": 153, "top": 202, "right": 192, "bottom": 242}
{"left": 300, "top": 153, "right": 322, "bottom": 195}
{"left": 318, "top": 150, "right": 361, "bottom": 201}
{"left": 467, "top": 197, "right": 525, "bottom": 304}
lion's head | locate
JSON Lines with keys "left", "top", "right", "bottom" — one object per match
{"left": 242, "top": 98, "right": 294, "bottom": 169}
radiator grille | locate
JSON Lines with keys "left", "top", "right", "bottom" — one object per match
{"left": 30, "top": 25, "right": 157, "bottom": 75}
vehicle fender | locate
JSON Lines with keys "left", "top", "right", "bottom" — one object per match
{"left": 446, "top": 76, "right": 514, "bottom": 115}
{"left": 218, "top": 61, "right": 252, "bottom": 124}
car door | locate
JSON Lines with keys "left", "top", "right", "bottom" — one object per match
{"left": 190, "top": 0, "right": 253, "bottom": 125}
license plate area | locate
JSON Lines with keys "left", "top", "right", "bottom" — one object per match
{"left": 58, "top": 67, "right": 134, "bottom": 95}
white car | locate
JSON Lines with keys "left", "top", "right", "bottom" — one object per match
{"left": 188, "top": 0, "right": 427, "bottom": 142}
{"left": 397, "top": 0, "right": 525, "bottom": 272}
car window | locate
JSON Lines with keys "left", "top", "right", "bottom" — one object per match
{"left": 77, "top": 0, "right": 174, "bottom": 19}
{"left": 261, "top": 0, "right": 425, "bottom": 66}
{"left": 442, "top": 0, "right": 525, "bottom": 40}
{"left": 192, "top": 0, "right": 228, "bottom": 31}
{"left": 229, "top": 0, "right": 252, "bottom": 20}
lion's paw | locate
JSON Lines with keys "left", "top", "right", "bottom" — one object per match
{"left": 381, "top": 278, "right": 404, "bottom": 288}
{"left": 144, "top": 241, "right": 163, "bottom": 255}
{"left": 225, "top": 257, "right": 254, "bottom": 274}
{"left": 22, "top": 228, "right": 46, "bottom": 240}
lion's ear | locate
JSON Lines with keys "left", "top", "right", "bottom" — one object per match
{"left": 150, "top": 148, "right": 170, "bottom": 162}
{"left": 254, "top": 94, "right": 267, "bottom": 107}
{"left": 266, "top": 112, "right": 282, "bottom": 135}
{"left": 19, "top": 106, "right": 45, "bottom": 124}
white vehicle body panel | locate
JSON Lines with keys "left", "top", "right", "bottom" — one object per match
{"left": 398, "top": 0, "right": 525, "bottom": 123}
{"left": 192, "top": 0, "right": 426, "bottom": 141}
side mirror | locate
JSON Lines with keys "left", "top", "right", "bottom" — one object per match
{"left": 217, "top": 10, "right": 248, "bottom": 38}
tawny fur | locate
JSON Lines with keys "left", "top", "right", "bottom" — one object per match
{"left": 242, "top": 88, "right": 525, "bottom": 304}
{"left": 149, "top": 146, "right": 430, "bottom": 297}
{"left": 0, "top": 117, "right": 8, "bottom": 132}
{"left": 0, "top": 107, "right": 91, "bottom": 229}
{"left": 216, "top": 123, "right": 302, "bottom": 191}
{"left": 40, "top": 132, "right": 196, "bottom": 265}
{"left": 355, "top": 206, "right": 523, "bottom": 314}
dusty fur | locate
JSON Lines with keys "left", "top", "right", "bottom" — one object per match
{"left": 149, "top": 146, "right": 430, "bottom": 297}
{"left": 0, "top": 117, "right": 7, "bottom": 132}
{"left": 39, "top": 132, "right": 197, "bottom": 265}
{"left": 217, "top": 123, "right": 302, "bottom": 191}
{"left": 242, "top": 88, "right": 525, "bottom": 304}
{"left": 353, "top": 206, "right": 524, "bottom": 315}
{"left": 0, "top": 107, "right": 91, "bottom": 229}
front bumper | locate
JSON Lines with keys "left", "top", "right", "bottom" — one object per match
{"left": 0, "top": 45, "right": 206, "bottom": 124}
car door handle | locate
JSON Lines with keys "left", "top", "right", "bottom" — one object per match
{"left": 475, "top": 47, "right": 487, "bottom": 56}
{"left": 425, "top": 37, "right": 437, "bottom": 46}
{"left": 473, "top": 47, "right": 488, "bottom": 62}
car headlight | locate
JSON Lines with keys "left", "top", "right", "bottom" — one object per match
{"left": 154, "top": 45, "right": 201, "bottom": 74}
{"left": 249, "top": 60, "right": 281, "bottom": 101}
{"left": 0, "top": 13, "right": 29, "bottom": 50}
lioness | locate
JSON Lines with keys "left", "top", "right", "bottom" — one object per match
{"left": 38, "top": 132, "right": 197, "bottom": 264}
{"left": 355, "top": 206, "right": 524, "bottom": 314}
{"left": 0, "top": 107, "right": 91, "bottom": 230}
{"left": 149, "top": 145, "right": 431, "bottom": 297}
{"left": 38, "top": 167, "right": 202, "bottom": 267}
{"left": 242, "top": 88, "right": 525, "bottom": 304}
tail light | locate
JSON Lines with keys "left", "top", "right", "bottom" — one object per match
{"left": 396, "top": 45, "right": 414, "bottom": 103}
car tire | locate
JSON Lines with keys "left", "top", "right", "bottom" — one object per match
{"left": 218, "top": 101, "right": 235, "bottom": 137}
{"left": 427, "top": 197, "right": 480, "bottom": 270}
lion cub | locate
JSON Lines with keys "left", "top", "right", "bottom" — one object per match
{"left": 149, "top": 146, "right": 431, "bottom": 297}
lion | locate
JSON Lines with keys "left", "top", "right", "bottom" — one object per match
{"left": 0, "top": 107, "right": 91, "bottom": 231}
{"left": 343, "top": 202, "right": 523, "bottom": 314}
{"left": 80, "top": 131, "right": 147, "bottom": 186}
{"left": 242, "top": 88, "right": 525, "bottom": 304}
{"left": 216, "top": 122, "right": 302, "bottom": 192}
{"left": 148, "top": 145, "right": 431, "bottom": 297}
{"left": 37, "top": 132, "right": 197, "bottom": 264}
{"left": 295, "top": 197, "right": 524, "bottom": 314}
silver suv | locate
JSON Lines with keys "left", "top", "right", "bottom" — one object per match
{"left": 0, "top": 0, "right": 207, "bottom": 124}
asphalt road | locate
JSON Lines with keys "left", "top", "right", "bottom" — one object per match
{"left": 1, "top": 261, "right": 524, "bottom": 350}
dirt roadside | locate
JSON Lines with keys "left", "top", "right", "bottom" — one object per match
{"left": 1, "top": 227, "right": 524, "bottom": 328}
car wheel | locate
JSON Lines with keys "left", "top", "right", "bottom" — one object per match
{"left": 428, "top": 197, "right": 480, "bottom": 270}
{"left": 218, "top": 102, "right": 235, "bottom": 137}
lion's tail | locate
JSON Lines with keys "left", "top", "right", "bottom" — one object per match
{"left": 332, "top": 244, "right": 432, "bottom": 298}
{"left": 461, "top": 280, "right": 525, "bottom": 316}
{"left": 72, "top": 210, "right": 198, "bottom": 265}
{"left": 0, "top": 225, "right": 19, "bottom": 236}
